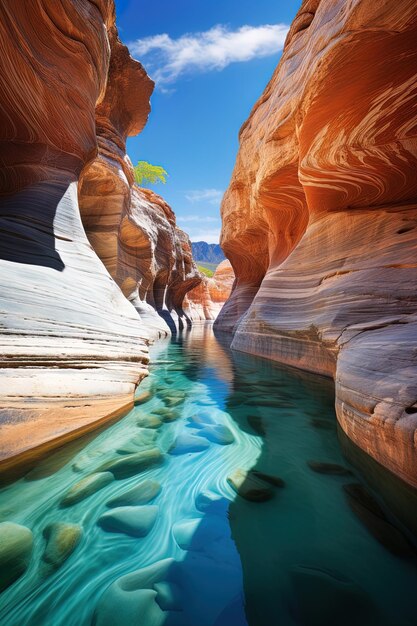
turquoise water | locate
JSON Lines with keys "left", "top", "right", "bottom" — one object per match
{"left": 0, "top": 323, "right": 416, "bottom": 626}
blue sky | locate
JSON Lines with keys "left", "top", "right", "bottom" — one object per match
{"left": 115, "top": 0, "right": 301, "bottom": 243}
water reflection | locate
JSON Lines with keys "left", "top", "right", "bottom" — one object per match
{"left": 0, "top": 323, "right": 416, "bottom": 626}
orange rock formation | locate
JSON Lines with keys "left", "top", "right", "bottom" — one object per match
{"left": 118, "top": 186, "right": 201, "bottom": 335}
{"left": 215, "top": 0, "right": 417, "bottom": 486}
{"left": 0, "top": 0, "right": 201, "bottom": 464}
{"left": 187, "top": 260, "right": 235, "bottom": 320}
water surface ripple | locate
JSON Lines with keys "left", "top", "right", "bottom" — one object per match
{"left": 0, "top": 323, "right": 416, "bottom": 626}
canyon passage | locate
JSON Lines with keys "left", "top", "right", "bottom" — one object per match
{"left": 0, "top": 0, "right": 417, "bottom": 625}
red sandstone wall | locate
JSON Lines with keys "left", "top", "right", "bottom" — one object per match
{"left": 215, "top": 0, "right": 417, "bottom": 486}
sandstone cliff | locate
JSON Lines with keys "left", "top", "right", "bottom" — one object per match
{"left": 0, "top": 0, "right": 201, "bottom": 466}
{"left": 215, "top": 0, "right": 417, "bottom": 486}
{"left": 78, "top": 27, "right": 202, "bottom": 339}
{"left": 118, "top": 186, "right": 201, "bottom": 335}
{"left": 187, "top": 260, "right": 235, "bottom": 320}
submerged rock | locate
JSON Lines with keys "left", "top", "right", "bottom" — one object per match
{"left": 98, "top": 505, "right": 158, "bottom": 537}
{"left": 106, "top": 480, "right": 161, "bottom": 507}
{"left": 152, "top": 407, "right": 181, "bottom": 422}
{"left": 249, "top": 470, "right": 285, "bottom": 488}
{"left": 116, "top": 443, "right": 149, "bottom": 456}
{"left": 291, "top": 565, "right": 384, "bottom": 626}
{"left": 93, "top": 558, "right": 176, "bottom": 626}
{"left": 136, "top": 415, "right": 162, "bottom": 429}
{"left": 61, "top": 472, "right": 114, "bottom": 507}
{"left": 169, "top": 433, "right": 209, "bottom": 455}
{"left": 132, "top": 430, "right": 158, "bottom": 446}
{"left": 188, "top": 413, "right": 216, "bottom": 428}
{"left": 172, "top": 518, "right": 225, "bottom": 551}
{"left": 116, "top": 430, "right": 158, "bottom": 455}
{"left": 0, "top": 522, "right": 33, "bottom": 592}
{"left": 134, "top": 391, "right": 153, "bottom": 406}
{"left": 227, "top": 469, "right": 274, "bottom": 502}
{"left": 199, "top": 425, "right": 235, "bottom": 445}
{"left": 157, "top": 388, "right": 187, "bottom": 398}
{"left": 310, "top": 418, "right": 335, "bottom": 431}
{"left": 195, "top": 491, "right": 230, "bottom": 516}
{"left": 162, "top": 396, "right": 185, "bottom": 408}
{"left": 154, "top": 581, "right": 182, "bottom": 611}
{"left": 100, "top": 448, "right": 163, "bottom": 479}
{"left": 308, "top": 461, "right": 352, "bottom": 476}
{"left": 246, "top": 415, "right": 266, "bottom": 436}
{"left": 343, "top": 483, "right": 415, "bottom": 558}
{"left": 42, "top": 522, "right": 82, "bottom": 570}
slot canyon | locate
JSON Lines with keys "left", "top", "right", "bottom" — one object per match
{"left": 0, "top": 1, "right": 416, "bottom": 625}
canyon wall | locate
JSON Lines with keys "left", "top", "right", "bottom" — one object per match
{"left": 215, "top": 0, "right": 417, "bottom": 486}
{"left": 0, "top": 0, "right": 201, "bottom": 466}
{"left": 77, "top": 28, "right": 202, "bottom": 339}
{"left": 187, "top": 260, "right": 235, "bottom": 321}
{"left": 118, "top": 186, "right": 202, "bottom": 335}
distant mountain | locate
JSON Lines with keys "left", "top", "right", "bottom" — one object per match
{"left": 192, "top": 241, "right": 225, "bottom": 264}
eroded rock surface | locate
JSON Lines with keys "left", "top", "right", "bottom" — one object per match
{"left": 187, "top": 260, "right": 234, "bottom": 320}
{"left": 0, "top": 0, "right": 202, "bottom": 465}
{"left": 215, "top": 0, "right": 417, "bottom": 486}
{"left": 118, "top": 187, "right": 202, "bottom": 336}
{"left": 0, "top": 1, "right": 150, "bottom": 463}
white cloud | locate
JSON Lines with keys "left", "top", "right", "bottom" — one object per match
{"left": 129, "top": 23, "right": 289, "bottom": 85}
{"left": 186, "top": 228, "right": 221, "bottom": 244}
{"left": 185, "top": 189, "right": 224, "bottom": 205}
{"left": 177, "top": 215, "right": 219, "bottom": 223}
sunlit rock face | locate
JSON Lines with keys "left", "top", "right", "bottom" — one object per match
{"left": 118, "top": 187, "right": 201, "bottom": 336}
{"left": 78, "top": 31, "right": 201, "bottom": 338}
{"left": 0, "top": 1, "right": 149, "bottom": 463}
{"left": 216, "top": 0, "right": 417, "bottom": 486}
{"left": 78, "top": 27, "right": 154, "bottom": 279}
{"left": 187, "top": 260, "right": 235, "bottom": 320}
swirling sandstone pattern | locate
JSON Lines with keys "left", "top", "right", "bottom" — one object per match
{"left": 78, "top": 27, "right": 154, "bottom": 280}
{"left": 78, "top": 31, "right": 201, "bottom": 338}
{"left": 215, "top": 0, "right": 417, "bottom": 486}
{"left": 187, "top": 260, "right": 235, "bottom": 321}
{"left": 118, "top": 187, "right": 201, "bottom": 335}
{"left": 0, "top": 0, "right": 200, "bottom": 465}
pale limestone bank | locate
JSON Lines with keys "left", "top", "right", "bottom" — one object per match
{"left": 215, "top": 0, "right": 417, "bottom": 486}
{"left": 0, "top": 0, "right": 201, "bottom": 465}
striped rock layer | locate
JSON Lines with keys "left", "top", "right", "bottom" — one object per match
{"left": 0, "top": 0, "right": 200, "bottom": 465}
{"left": 215, "top": 0, "right": 417, "bottom": 486}
{"left": 187, "top": 260, "right": 235, "bottom": 321}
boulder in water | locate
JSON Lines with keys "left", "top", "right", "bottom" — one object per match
{"left": 246, "top": 415, "right": 266, "bottom": 436}
{"left": 61, "top": 472, "right": 114, "bottom": 507}
{"left": 42, "top": 522, "right": 82, "bottom": 570}
{"left": 307, "top": 461, "right": 352, "bottom": 476}
{"left": 106, "top": 480, "right": 161, "bottom": 507}
{"left": 134, "top": 391, "right": 153, "bottom": 405}
{"left": 136, "top": 415, "right": 162, "bottom": 429}
{"left": 152, "top": 407, "right": 181, "bottom": 422}
{"left": 100, "top": 448, "right": 163, "bottom": 479}
{"left": 0, "top": 522, "right": 33, "bottom": 592}
{"left": 98, "top": 505, "right": 158, "bottom": 537}
{"left": 93, "top": 558, "right": 176, "bottom": 626}
{"left": 195, "top": 491, "right": 230, "bottom": 516}
{"left": 169, "top": 433, "right": 209, "bottom": 455}
{"left": 199, "top": 425, "right": 235, "bottom": 445}
{"left": 249, "top": 470, "right": 285, "bottom": 488}
{"left": 154, "top": 581, "right": 182, "bottom": 611}
{"left": 227, "top": 469, "right": 274, "bottom": 502}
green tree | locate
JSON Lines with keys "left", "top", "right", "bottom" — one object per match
{"left": 133, "top": 161, "right": 168, "bottom": 186}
